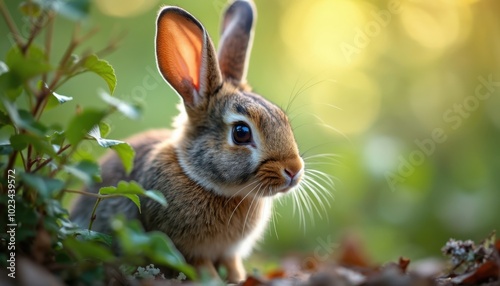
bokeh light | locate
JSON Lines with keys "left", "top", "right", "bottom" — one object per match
{"left": 401, "top": 0, "right": 472, "bottom": 51}
{"left": 2, "top": 0, "right": 498, "bottom": 265}
{"left": 94, "top": 0, "right": 160, "bottom": 18}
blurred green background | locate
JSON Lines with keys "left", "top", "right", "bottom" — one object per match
{"left": 2, "top": 0, "right": 499, "bottom": 266}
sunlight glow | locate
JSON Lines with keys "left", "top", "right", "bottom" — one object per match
{"left": 312, "top": 72, "right": 380, "bottom": 135}
{"left": 401, "top": 0, "right": 471, "bottom": 50}
{"left": 281, "top": 0, "right": 369, "bottom": 69}
{"left": 95, "top": 0, "right": 160, "bottom": 18}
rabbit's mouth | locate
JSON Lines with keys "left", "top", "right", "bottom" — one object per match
{"left": 253, "top": 157, "right": 304, "bottom": 197}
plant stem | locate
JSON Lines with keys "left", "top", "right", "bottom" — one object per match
{"left": 32, "top": 25, "right": 99, "bottom": 119}
{"left": 64, "top": 188, "right": 126, "bottom": 231}
{"left": 88, "top": 197, "right": 102, "bottom": 231}
{"left": 31, "top": 144, "right": 71, "bottom": 173}
{"left": 19, "top": 149, "right": 27, "bottom": 170}
{"left": 0, "top": 0, "right": 24, "bottom": 48}
{"left": 42, "top": 11, "right": 55, "bottom": 84}
{"left": 27, "top": 146, "right": 33, "bottom": 172}
{"left": 22, "top": 11, "right": 46, "bottom": 55}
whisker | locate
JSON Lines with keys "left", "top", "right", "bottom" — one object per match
{"left": 271, "top": 201, "right": 279, "bottom": 239}
{"left": 300, "top": 180, "right": 326, "bottom": 223}
{"left": 306, "top": 169, "right": 338, "bottom": 189}
{"left": 303, "top": 173, "right": 335, "bottom": 203}
{"left": 304, "top": 162, "right": 341, "bottom": 168}
{"left": 242, "top": 184, "right": 264, "bottom": 236}
{"left": 288, "top": 78, "right": 337, "bottom": 116}
{"left": 224, "top": 180, "right": 259, "bottom": 202}
{"left": 310, "top": 114, "right": 350, "bottom": 141}
{"left": 300, "top": 143, "right": 342, "bottom": 159}
{"left": 291, "top": 187, "right": 305, "bottom": 230}
{"left": 296, "top": 185, "right": 314, "bottom": 227}
{"left": 227, "top": 182, "right": 262, "bottom": 226}
{"left": 303, "top": 153, "right": 342, "bottom": 161}
{"left": 299, "top": 179, "right": 329, "bottom": 215}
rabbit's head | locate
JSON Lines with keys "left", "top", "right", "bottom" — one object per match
{"left": 156, "top": 1, "right": 303, "bottom": 198}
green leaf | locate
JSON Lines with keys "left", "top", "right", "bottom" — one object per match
{"left": 5, "top": 45, "right": 51, "bottom": 84}
{"left": 99, "top": 121, "right": 111, "bottom": 138}
{"left": 88, "top": 125, "right": 122, "bottom": 148}
{"left": 35, "top": 0, "right": 90, "bottom": 21}
{"left": 66, "top": 229, "right": 113, "bottom": 246}
{"left": 3, "top": 100, "right": 48, "bottom": 135}
{"left": 143, "top": 190, "right": 167, "bottom": 207}
{"left": 10, "top": 134, "right": 57, "bottom": 156}
{"left": 87, "top": 124, "right": 135, "bottom": 174}
{"left": 63, "top": 237, "right": 115, "bottom": 262}
{"left": 99, "top": 90, "right": 141, "bottom": 120}
{"left": 44, "top": 198, "right": 68, "bottom": 221}
{"left": 147, "top": 232, "right": 196, "bottom": 279}
{"left": 40, "top": 81, "right": 73, "bottom": 110}
{"left": 99, "top": 181, "right": 143, "bottom": 211}
{"left": 49, "top": 130, "right": 66, "bottom": 146}
{"left": 0, "top": 110, "right": 10, "bottom": 124}
{"left": 0, "top": 61, "right": 19, "bottom": 101}
{"left": 22, "top": 173, "right": 64, "bottom": 198}
{"left": 99, "top": 181, "right": 142, "bottom": 196}
{"left": 111, "top": 143, "right": 135, "bottom": 175}
{"left": 52, "top": 90, "right": 73, "bottom": 103}
{"left": 64, "top": 160, "right": 101, "bottom": 185}
{"left": 66, "top": 109, "right": 107, "bottom": 146}
{"left": 98, "top": 181, "right": 166, "bottom": 212}
{"left": 83, "top": 55, "right": 116, "bottom": 94}
{"left": 112, "top": 216, "right": 196, "bottom": 280}
{"left": 124, "top": 194, "right": 141, "bottom": 211}
{"left": 0, "top": 73, "right": 23, "bottom": 101}
{"left": 101, "top": 181, "right": 166, "bottom": 207}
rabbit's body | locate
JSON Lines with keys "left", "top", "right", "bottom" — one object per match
{"left": 72, "top": 127, "right": 271, "bottom": 280}
{"left": 71, "top": 1, "right": 304, "bottom": 282}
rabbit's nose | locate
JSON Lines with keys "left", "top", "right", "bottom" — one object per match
{"left": 283, "top": 157, "right": 304, "bottom": 183}
{"left": 285, "top": 168, "right": 298, "bottom": 180}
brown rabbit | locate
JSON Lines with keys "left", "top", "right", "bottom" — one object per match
{"left": 71, "top": 0, "right": 304, "bottom": 282}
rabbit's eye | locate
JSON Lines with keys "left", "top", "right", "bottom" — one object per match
{"left": 232, "top": 122, "right": 252, "bottom": 145}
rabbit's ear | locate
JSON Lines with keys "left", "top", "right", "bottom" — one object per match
{"left": 156, "top": 7, "right": 222, "bottom": 108}
{"left": 218, "top": 0, "right": 256, "bottom": 85}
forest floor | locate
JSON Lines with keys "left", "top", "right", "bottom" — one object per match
{"left": 158, "top": 232, "right": 500, "bottom": 286}
{"left": 4, "top": 232, "right": 499, "bottom": 286}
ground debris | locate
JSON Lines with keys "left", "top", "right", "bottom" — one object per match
{"left": 236, "top": 231, "right": 500, "bottom": 286}
{"left": 437, "top": 231, "right": 500, "bottom": 286}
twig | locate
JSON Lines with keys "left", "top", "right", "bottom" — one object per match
{"left": 22, "top": 11, "right": 47, "bottom": 55}
{"left": 88, "top": 198, "right": 102, "bottom": 231}
{"left": 42, "top": 11, "right": 55, "bottom": 83}
{"left": 53, "top": 25, "right": 99, "bottom": 84}
{"left": 27, "top": 143, "right": 33, "bottom": 172}
{"left": 63, "top": 189, "right": 123, "bottom": 231}
{"left": 0, "top": 0, "right": 24, "bottom": 48}
{"left": 32, "top": 25, "right": 99, "bottom": 118}
{"left": 31, "top": 144, "right": 71, "bottom": 173}
{"left": 95, "top": 30, "right": 127, "bottom": 58}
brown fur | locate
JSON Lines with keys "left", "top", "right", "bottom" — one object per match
{"left": 71, "top": 1, "right": 303, "bottom": 283}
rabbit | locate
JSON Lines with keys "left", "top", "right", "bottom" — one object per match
{"left": 71, "top": 0, "right": 304, "bottom": 283}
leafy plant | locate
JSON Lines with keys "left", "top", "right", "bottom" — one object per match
{"left": 0, "top": 0, "right": 194, "bottom": 284}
